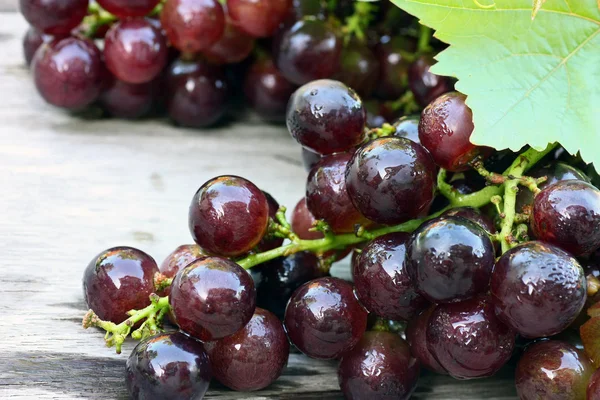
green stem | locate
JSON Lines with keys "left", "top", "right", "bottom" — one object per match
{"left": 342, "top": 1, "right": 377, "bottom": 43}
{"left": 417, "top": 25, "right": 433, "bottom": 54}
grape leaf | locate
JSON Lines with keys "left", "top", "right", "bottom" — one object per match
{"left": 391, "top": 0, "right": 600, "bottom": 166}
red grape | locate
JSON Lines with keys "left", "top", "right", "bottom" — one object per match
{"left": 334, "top": 40, "right": 380, "bottom": 98}
{"left": 441, "top": 207, "right": 496, "bottom": 234}
{"left": 22, "top": 26, "right": 52, "bottom": 66}
{"left": 20, "top": 0, "right": 88, "bottom": 36}
{"left": 159, "top": 244, "right": 207, "bottom": 279}
{"left": 97, "top": 0, "right": 160, "bottom": 18}
{"left": 374, "top": 35, "right": 415, "bottom": 100}
{"left": 589, "top": 368, "right": 600, "bottom": 400}
{"left": 405, "top": 306, "right": 447, "bottom": 374}
{"left": 100, "top": 77, "right": 156, "bottom": 119}
{"left": 409, "top": 55, "right": 452, "bottom": 107}
{"left": 392, "top": 115, "right": 420, "bottom": 144}
{"left": 227, "top": 0, "right": 292, "bottom": 38}
{"left": 203, "top": 18, "right": 255, "bottom": 64}
{"left": 290, "top": 197, "right": 323, "bottom": 240}
{"left": 256, "top": 191, "right": 285, "bottom": 252}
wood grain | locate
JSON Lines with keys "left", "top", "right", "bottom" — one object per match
{"left": 0, "top": 12, "right": 518, "bottom": 399}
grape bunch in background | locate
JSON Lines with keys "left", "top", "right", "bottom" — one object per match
{"left": 20, "top": 0, "right": 450, "bottom": 127}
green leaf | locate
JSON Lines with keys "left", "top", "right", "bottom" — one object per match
{"left": 391, "top": 0, "right": 600, "bottom": 166}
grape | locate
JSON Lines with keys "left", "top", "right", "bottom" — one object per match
{"left": 531, "top": 180, "right": 600, "bottom": 257}
{"left": 99, "top": 77, "right": 155, "bottom": 119}
{"left": 405, "top": 306, "right": 447, "bottom": 374}
{"left": 256, "top": 191, "right": 285, "bottom": 252}
{"left": 301, "top": 148, "right": 321, "bottom": 172}
{"left": 306, "top": 152, "right": 372, "bottom": 233}
{"left": 126, "top": 332, "right": 211, "bottom": 400}
{"left": 20, "top": 0, "right": 88, "bottom": 36}
{"left": 284, "top": 277, "right": 368, "bottom": 359}
{"left": 83, "top": 247, "right": 159, "bottom": 324}
{"left": 203, "top": 18, "right": 255, "bottom": 64}
{"left": 23, "top": 27, "right": 51, "bottom": 66}
{"left": 254, "top": 252, "right": 328, "bottom": 318}
{"left": 393, "top": 115, "right": 420, "bottom": 144}
{"left": 159, "top": 244, "right": 207, "bottom": 281}
{"left": 227, "top": 0, "right": 291, "bottom": 38}
{"left": 407, "top": 216, "right": 495, "bottom": 303}
{"left": 334, "top": 40, "right": 380, "bottom": 98}
{"left": 441, "top": 207, "right": 496, "bottom": 234}
{"left": 103, "top": 18, "right": 168, "bottom": 85}
{"left": 160, "top": 0, "right": 225, "bottom": 53}
{"left": 408, "top": 55, "right": 452, "bottom": 107}
{"left": 364, "top": 99, "right": 402, "bottom": 129}
{"left": 588, "top": 369, "right": 600, "bottom": 400}
{"left": 515, "top": 340, "right": 593, "bottom": 400}
{"left": 32, "top": 37, "right": 104, "bottom": 110}
{"left": 515, "top": 162, "right": 589, "bottom": 213}
{"left": 97, "top": 0, "right": 160, "bottom": 18}
{"left": 419, "top": 92, "right": 493, "bottom": 172}
{"left": 275, "top": 18, "right": 342, "bottom": 85}
{"left": 338, "top": 331, "right": 420, "bottom": 400}
{"left": 345, "top": 137, "right": 436, "bottom": 225}
{"left": 427, "top": 295, "right": 515, "bottom": 379}
{"left": 286, "top": 79, "right": 366, "bottom": 155}
{"left": 289, "top": 0, "right": 327, "bottom": 21}
{"left": 189, "top": 175, "right": 269, "bottom": 257}
{"left": 169, "top": 256, "right": 256, "bottom": 341}
{"left": 204, "top": 308, "right": 289, "bottom": 391}
{"left": 166, "top": 58, "right": 229, "bottom": 128}
{"left": 374, "top": 35, "right": 415, "bottom": 100}
{"left": 353, "top": 232, "right": 429, "bottom": 321}
{"left": 244, "top": 57, "right": 297, "bottom": 122}
{"left": 291, "top": 197, "right": 323, "bottom": 240}
{"left": 490, "top": 241, "right": 586, "bottom": 338}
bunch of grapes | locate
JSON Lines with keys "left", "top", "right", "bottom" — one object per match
{"left": 21, "top": 0, "right": 451, "bottom": 127}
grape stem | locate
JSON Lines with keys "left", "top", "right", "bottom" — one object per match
{"left": 342, "top": 1, "right": 377, "bottom": 44}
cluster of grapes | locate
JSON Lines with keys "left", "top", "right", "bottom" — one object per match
{"left": 21, "top": 0, "right": 449, "bottom": 127}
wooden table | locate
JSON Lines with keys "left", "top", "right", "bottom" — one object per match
{"left": 0, "top": 5, "right": 518, "bottom": 399}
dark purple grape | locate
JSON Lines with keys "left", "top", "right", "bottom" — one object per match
{"left": 588, "top": 368, "right": 600, "bottom": 400}
{"left": 334, "top": 40, "right": 380, "bottom": 98}
{"left": 353, "top": 232, "right": 429, "bottom": 321}
{"left": 203, "top": 18, "right": 255, "bottom": 64}
{"left": 161, "top": 0, "right": 225, "bottom": 53}
{"left": 490, "top": 241, "right": 586, "bottom": 338}
{"left": 104, "top": 18, "right": 168, "bottom": 84}
{"left": 284, "top": 277, "right": 367, "bottom": 359}
{"left": 166, "top": 58, "right": 229, "bottom": 128}
{"left": 419, "top": 92, "right": 493, "bottom": 172}
{"left": 188, "top": 175, "right": 269, "bottom": 257}
{"left": 32, "top": 37, "right": 104, "bottom": 110}
{"left": 275, "top": 18, "right": 342, "bottom": 85}
{"left": 23, "top": 26, "right": 51, "bottom": 66}
{"left": 170, "top": 257, "right": 256, "bottom": 341}
{"left": 301, "top": 148, "right": 321, "bottom": 172}
{"left": 441, "top": 207, "right": 496, "bottom": 234}
{"left": 98, "top": 0, "right": 160, "bottom": 18}
{"left": 126, "top": 332, "right": 211, "bottom": 400}
{"left": 291, "top": 197, "right": 323, "bottom": 240}
{"left": 364, "top": 99, "right": 402, "bottom": 129}
{"left": 20, "top": 0, "right": 88, "bottom": 36}
{"left": 427, "top": 295, "right": 515, "bottom": 379}
{"left": 159, "top": 244, "right": 207, "bottom": 279}
{"left": 244, "top": 57, "right": 297, "bottom": 122}
{"left": 286, "top": 79, "right": 366, "bottom": 155}
{"left": 407, "top": 216, "right": 495, "bottom": 303}
{"left": 408, "top": 55, "right": 452, "bottom": 107}
{"left": 100, "top": 77, "right": 155, "bottom": 119}
{"left": 306, "top": 152, "right": 371, "bottom": 233}
{"left": 255, "top": 251, "right": 328, "bottom": 318}
{"left": 516, "top": 162, "right": 589, "bottom": 213}
{"left": 205, "top": 308, "right": 289, "bottom": 391}
{"left": 345, "top": 137, "right": 436, "bottom": 225}
{"left": 83, "top": 247, "right": 159, "bottom": 324}
{"left": 256, "top": 191, "right": 285, "bottom": 252}
{"left": 516, "top": 340, "right": 593, "bottom": 400}
{"left": 392, "top": 115, "right": 420, "bottom": 144}
{"left": 338, "top": 331, "right": 420, "bottom": 400}
{"left": 531, "top": 180, "right": 600, "bottom": 257}
{"left": 405, "top": 306, "right": 447, "bottom": 374}
{"left": 374, "top": 35, "right": 415, "bottom": 100}
{"left": 227, "top": 0, "right": 291, "bottom": 38}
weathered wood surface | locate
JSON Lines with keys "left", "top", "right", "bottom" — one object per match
{"left": 0, "top": 10, "right": 519, "bottom": 399}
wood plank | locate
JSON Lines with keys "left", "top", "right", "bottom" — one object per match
{"left": 0, "top": 12, "right": 518, "bottom": 399}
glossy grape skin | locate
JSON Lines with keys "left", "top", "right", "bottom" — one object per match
{"left": 290, "top": 197, "right": 323, "bottom": 240}
{"left": 419, "top": 92, "right": 492, "bottom": 172}
{"left": 516, "top": 340, "right": 593, "bottom": 400}
{"left": 23, "top": 27, "right": 51, "bottom": 66}
{"left": 275, "top": 18, "right": 342, "bottom": 85}
{"left": 244, "top": 57, "right": 297, "bottom": 122}
{"left": 254, "top": 252, "right": 328, "bottom": 318}
{"left": 166, "top": 58, "right": 229, "bottom": 128}
{"left": 103, "top": 19, "right": 168, "bottom": 85}
{"left": 287, "top": 79, "right": 366, "bottom": 155}
{"left": 32, "top": 37, "right": 104, "bottom": 110}
{"left": 126, "top": 332, "right": 211, "bottom": 400}
{"left": 405, "top": 306, "right": 447, "bottom": 374}
{"left": 227, "top": 0, "right": 291, "bottom": 38}
{"left": 338, "top": 331, "right": 420, "bottom": 400}
{"left": 83, "top": 247, "right": 159, "bottom": 324}
{"left": 407, "top": 216, "right": 495, "bottom": 303}
{"left": 441, "top": 207, "right": 497, "bottom": 234}
{"left": 588, "top": 369, "right": 600, "bottom": 400}
{"left": 203, "top": 18, "right": 255, "bottom": 65}
{"left": 408, "top": 55, "right": 452, "bottom": 107}
{"left": 490, "top": 242, "right": 586, "bottom": 338}
{"left": 100, "top": 78, "right": 155, "bottom": 119}
{"left": 393, "top": 115, "right": 420, "bottom": 144}
{"left": 353, "top": 233, "right": 428, "bottom": 321}
{"left": 531, "top": 180, "right": 600, "bottom": 257}
{"left": 97, "top": 0, "right": 160, "bottom": 18}
{"left": 189, "top": 175, "right": 269, "bottom": 257}
{"left": 160, "top": 0, "right": 225, "bottom": 53}
{"left": 334, "top": 40, "right": 380, "bottom": 98}
{"left": 427, "top": 296, "right": 515, "bottom": 379}
{"left": 170, "top": 257, "right": 256, "bottom": 341}
{"left": 205, "top": 308, "right": 289, "bottom": 391}
{"left": 284, "top": 277, "right": 368, "bottom": 359}
{"left": 374, "top": 35, "right": 414, "bottom": 100}
{"left": 301, "top": 148, "right": 321, "bottom": 172}
{"left": 306, "top": 152, "right": 371, "bottom": 233}
{"left": 20, "top": 0, "right": 88, "bottom": 36}
{"left": 345, "top": 137, "right": 437, "bottom": 225}
{"left": 256, "top": 191, "right": 285, "bottom": 252}
{"left": 159, "top": 244, "right": 207, "bottom": 279}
